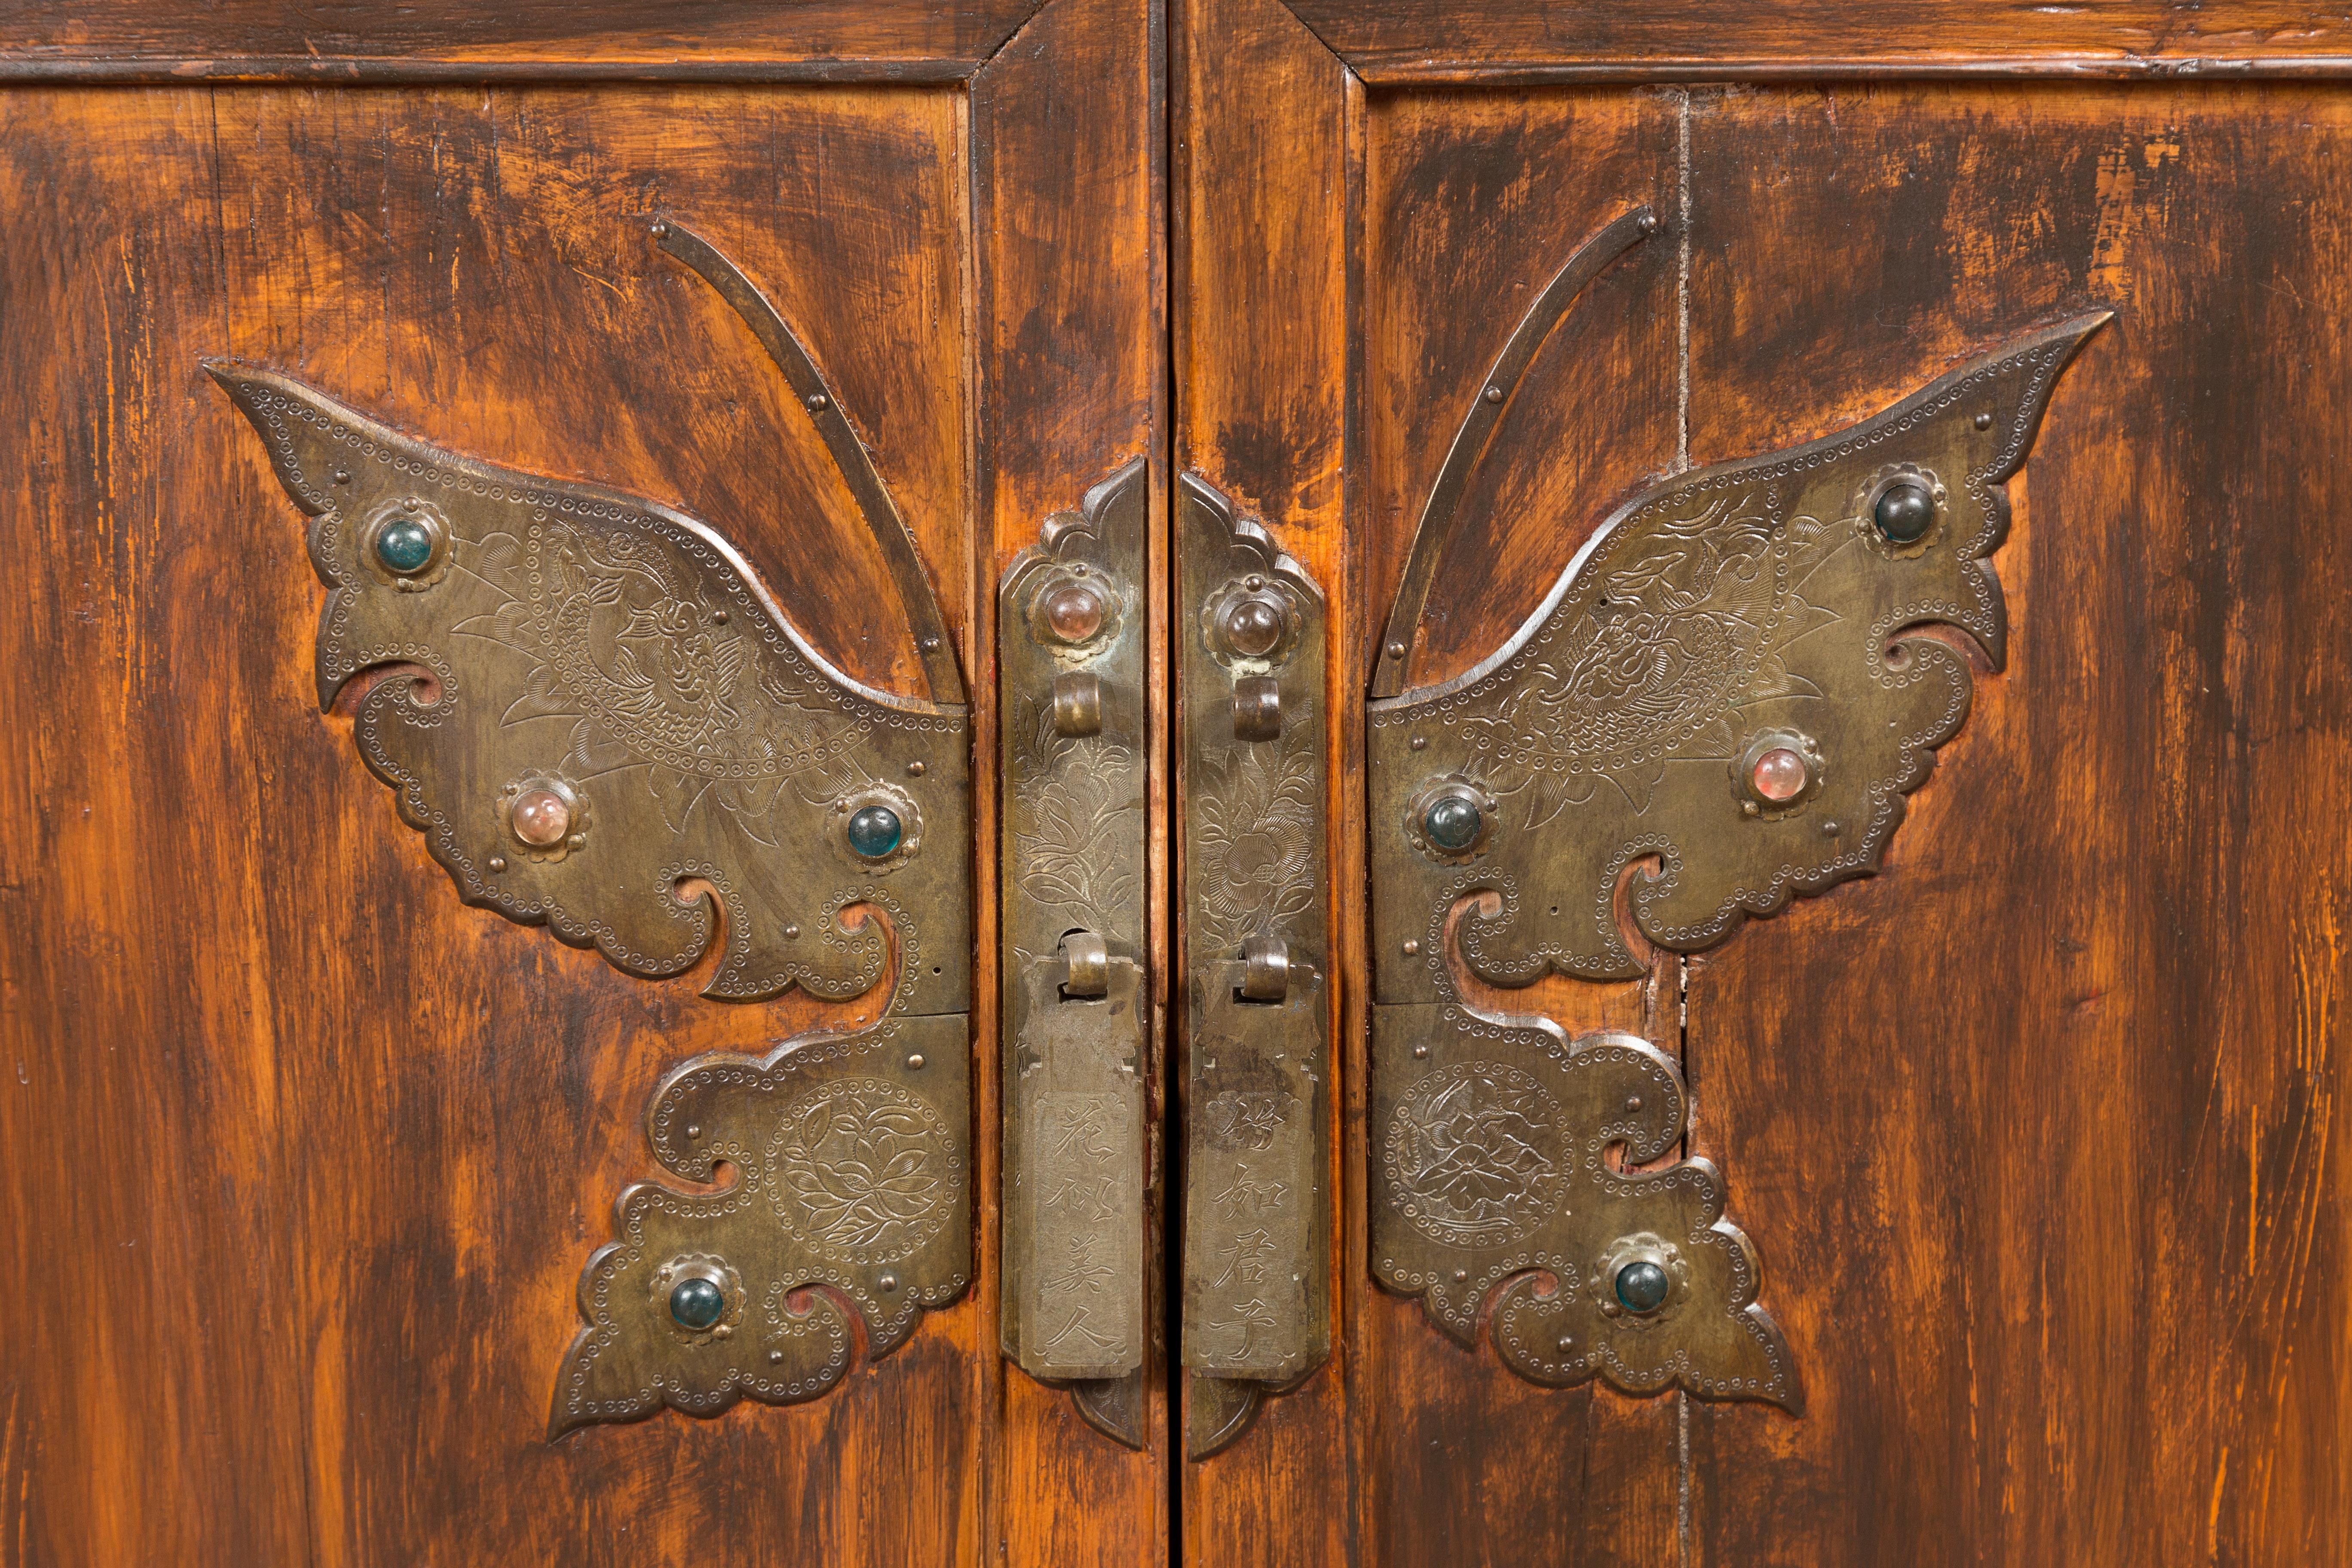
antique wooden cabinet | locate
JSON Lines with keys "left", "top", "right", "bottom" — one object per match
{"left": 3, "top": 2, "right": 2347, "bottom": 1564}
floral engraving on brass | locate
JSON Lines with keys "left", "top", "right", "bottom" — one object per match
{"left": 1371, "top": 1007, "right": 1794, "bottom": 1409}
{"left": 1366, "top": 200, "right": 2110, "bottom": 1410}
{"left": 554, "top": 1008, "right": 970, "bottom": 1436}
{"left": 1179, "top": 474, "right": 1330, "bottom": 1458}
{"left": 999, "top": 461, "right": 1155, "bottom": 1448}
{"left": 1370, "top": 312, "right": 2110, "bottom": 998}
{"left": 208, "top": 218, "right": 974, "bottom": 1437}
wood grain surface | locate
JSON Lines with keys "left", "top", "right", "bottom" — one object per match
{"left": 1678, "top": 82, "right": 2352, "bottom": 1567}
{"left": 1281, "top": 0, "right": 2352, "bottom": 85}
{"left": 0, "top": 71, "right": 1009, "bottom": 1567}
{"left": 975, "top": 0, "right": 1174, "bottom": 1556}
{"left": 0, "top": 0, "right": 1042, "bottom": 81}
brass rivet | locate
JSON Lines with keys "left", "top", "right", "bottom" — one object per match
{"left": 487, "top": 856, "right": 506, "bottom": 873}
{"left": 332, "top": 469, "right": 351, "bottom": 485}
{"left": 921, "top": 636, "right": 940, "bottom": 651}
{"left": 1410, "top": 735, "right": 1427, "bottom": 750}
{"left": 685, "top": 1124, "right": 701, "bottom": 1137}
{"left": 650, "top": 220, "right": 670, "bottom": 237}
{"left": 907, "top": 760, "right": 926, "bottom": 777}
{"left": 567, "top": 833, "right": 585, "bottom": 850}
{"left": 1403, "top": 939, "right": 1420, "bottom": 956}
{"left": 907, "top": 1054, "right": 925, "bottom": 1070}
{"left": 1639, "top": 211, "right": 1660, "bottom": 233}
{"left": 1625, "top": 1096, "right": 1643, "bottom": 1113}
{"left": 1975, "top": 411, "right": 1994, "bottom": 429}
{"left": 1413, "top": 1044, "right": 1429, "bottom": 1059}
{"left": 1557, "top": 1335, "right": 1575, "bottom": 1352}
{"left": 712, "top": 609, "right": 729, "bottom": 625}
{"left": 1822, "top": 819, "right": 1842, "bottom": 836}
{"left": 806, "top": 392, "right": 829, "bottom": 412}
{"left": 878, "top": 1272, "right": 899, "bottom": 1292}
{"left": 1387, "top": 641, "right": 1407, "bottom": 659}
{"left": 1484, "top": 385, "right": 1504, "bottom": 403}
{"left": 1244, "top": 574, "right": 1264, "bottom": 590}
{"left": 769, "top": 1349, "right": 786, "bottom": 1364}
{"left": 1452, "top": 1268, "right": 1469, "bottom": 1283}
{"left": 1742, "top": 800, "right": 1761, "bottom": 817}
{"left": 784, "top": 924, "right": 801, "bottom": 939}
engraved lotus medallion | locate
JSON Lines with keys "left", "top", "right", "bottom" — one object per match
{"left": 767, "top": 1077, "right": 960, "bottom": 1264}
{"left": 1384, "top": 1060, "right": 1564, "bottom": 1248}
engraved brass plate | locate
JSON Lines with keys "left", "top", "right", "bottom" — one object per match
{"left": 1372, "top": 1006, "right": 1792, "bottom": 1408}
{"left": 1178, "top": 474, "right": 1330, "bottom": 1457}
{"left": 210, "top": 218, "right": 974, "bottom": 1436}
{"left": 998, "top": 462, "right": 1154, "bottom": 1444}
{"left": 1006, "top": 955, "right": 1149, "bottom": 1381}
{"left": 1364, "top": 203, "right": 2110, "bottom": 1410}
{"left": 1370, "top": 315, "right": 2109, "bottom": 999}
{"left": 555, "top": 1011, "right": 970, "bottom": 1436}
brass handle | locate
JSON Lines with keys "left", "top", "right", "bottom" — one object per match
{"left": 997, "top": 461, "right": 1152, "bottom": 1445}
{"left": 1176, "top": 474, "right": 1332, "bottom": 1458}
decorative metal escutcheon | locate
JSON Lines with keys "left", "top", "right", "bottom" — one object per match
{"left": 209, "top": 217, "right": 976, "bottom": 1438}
{"left": 1179, "top": 474, "right": 1331, "bottom": 1458}
{"left": 1365, "top": 202, "right": 2111, "bottom": 1410}
{"left": 998, "top": 461, "right": 1155, "bottom": 1448}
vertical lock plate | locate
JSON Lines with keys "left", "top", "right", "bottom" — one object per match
{"left": 1177, "top": 474, "right": 1331, "bottom": 1456}
{"left": 998, "top": 461, "right": 1153, "bottom": 1443}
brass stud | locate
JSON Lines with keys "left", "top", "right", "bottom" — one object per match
{"left": 1387, "top": 641, "right": 1407, "bottom": 659}
{"left": 1452, "top": 1268, "right": 1469, "bottom": 1283}
{"left": 712, "top": 609, "right": 729, "bottom": 625}
{"left": 769, "top": 1349, "right": 786, "bottom": 1364}
{"left": 906, "top": 760, "right": 926, "bottom": 778}
{"left": 784, "top": 924, "right": 801, "bottom": 939}
{"left": 649, "top": 220, "right": 670, "bottom": 238}
{"left": 1975, "top": 411, "right": 1994, "bottom": 429}
{"left": 878, "top": 1272, "right": 899, "bottom": 1292}
{"left": 806, "top": 393, "right": 829, "bottom": 412}
{"left": 1484, "top": 386, "right": 1504, "bottom": 403}
{"left": 1413, "top": 1044, "right": 1429, "bottom": 1060}
{"left": 1402, "top": 939, "right": 1420, "bottom": 956}
{"left": 487, "top": 856, "right": 506, "bottom": 873}
{"left": 332, "top": 469, "right": 351, "bottom": 485}
{"left": 907, "top": 1053, "right": 925, "bottom": 1070}
{"left": 686, "top": 1124, "right": 701, "bottom": 1138}
{"left": 1410, "top": 735, "right": 1427, "bottom": 750}
{"left": 1625, "top": 1096, "right": 1643, "bottom": 1113}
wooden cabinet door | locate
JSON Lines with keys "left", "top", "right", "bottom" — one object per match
{"left": 10, "top": 2, "right": 2352, "bottom": 1564}
{"left": 0, "top": 3, "right": 1170, "bottom": 1563}
{"left": 1174, "top": 2, "right": 2352, "bottom": 1565}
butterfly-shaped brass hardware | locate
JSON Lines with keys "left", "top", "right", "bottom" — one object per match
{"left": 1367, "top": 202, "right": 2110, "bottom": 1410}
{"left": 210, "top": 219, "right": 972, "bottom": 1437}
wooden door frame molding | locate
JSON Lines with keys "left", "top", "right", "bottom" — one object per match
{"left": 0, "top": 0, "right": 1050, "bottom": 82}
{"left": 1275, "top": 0, "right": 2352, "bottom": 86}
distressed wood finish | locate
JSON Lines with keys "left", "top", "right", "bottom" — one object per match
{"left": 1281, "top": 0, "right": 2352, "bottom": 84}
{"left": 975, "top": 0, "right": 1173, "bottom": 1553}
{"left": 0, "top": 0, "right": 1157, "bottom": 1545}
{"left": 1678, "top": 83, "right": 2352, "bottom": 1567}
{"left": 0, "top": 0, "right": 1041, "bottom": 80}
{"left": 1173, "top": 0, "right": 1354, "bottom": 1550}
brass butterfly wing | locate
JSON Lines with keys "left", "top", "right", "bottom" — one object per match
{"left": 1370, "top": 308, "right": 2108, "bottom": 997}
{"left": 207, "top": 221, "right": 973, "bottom": 1437}
{"left": 1365, "top": 204, "right": 2107, "bottom": 1414}
{"left": 204, "top": 263, "right": 968, "bottom": 1020}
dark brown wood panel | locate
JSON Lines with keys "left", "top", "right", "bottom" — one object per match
{"left": 1281, "top": 0, "right": 2352, "bottom": 85}
{"left": 0, "top": 83, "right": 986, "bottom": 1566}
{"left": 0, "top": 0, "right": 1041, "bottom": 81}
{"left": 1680, "top": 81, "right": 2352, "bottom": 1567}
{"left": 973, "top": 0, "right": 1173, "bottom": 1555}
